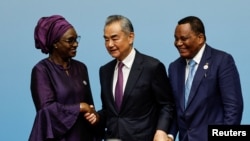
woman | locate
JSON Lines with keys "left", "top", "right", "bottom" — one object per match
{"left": 29, "top": 15, "right": 99, "bottom": 141}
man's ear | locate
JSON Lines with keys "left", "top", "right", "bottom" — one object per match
{"left": 128, "top": 32, "right": 135, "bottom": 45}
{"left": 198, "top": 33, "right": 205, "bottom": 44}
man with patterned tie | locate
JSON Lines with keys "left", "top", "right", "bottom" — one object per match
{"left": 97, "top": 15, "right": 175, "bottom": 141}
{"left": 168, "top": 16, "right": 243, "bottom": 141}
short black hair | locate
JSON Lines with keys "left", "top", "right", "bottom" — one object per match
{"left": 178, "top": 16, "right": 206, "bottom": 40}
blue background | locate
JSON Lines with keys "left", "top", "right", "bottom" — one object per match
{"left": 0, "top": 0, "right": 249, "bottom": 140}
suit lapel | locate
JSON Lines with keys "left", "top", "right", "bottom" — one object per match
{"left": 178, "top": 59, "right": 187, "bottom": 111}
{"left": 186, "top": 45, "right": 212, "bottom": 108}
{"left": 105, "top": 60, "right": 118, "bottom": 112}
{"left": 121, "top": 51, "right": 143, "bottom": 110}
{"left": 169, "top": 58, "right": 187, "bottom": 111}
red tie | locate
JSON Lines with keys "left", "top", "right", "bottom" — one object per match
{"left": 115, "top": 62, "right": 124, "bottom": 111}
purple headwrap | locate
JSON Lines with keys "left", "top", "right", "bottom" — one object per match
{"left": 34, "top": 15, "right": 73, "bottom": 54}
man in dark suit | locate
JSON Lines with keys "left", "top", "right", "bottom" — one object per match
{"left": 97, "top": 15, "right": 175, "bottom": 141}
{"left": 168, "top": 16, "right": 244, "bottom": 141}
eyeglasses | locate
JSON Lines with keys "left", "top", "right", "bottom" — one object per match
{"left": 61, "top": 36, "right": 81, "bottom": 45}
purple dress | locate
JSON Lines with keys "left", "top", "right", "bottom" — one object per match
{"left": 29, "top": 58, "right": 96, "bottom": 141}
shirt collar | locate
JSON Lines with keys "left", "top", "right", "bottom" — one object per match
{"left": 186, "top": 43, "right": 206, "bottom": 65}
{"left": 116, "top": 48, "right": 135, "bottom": 69}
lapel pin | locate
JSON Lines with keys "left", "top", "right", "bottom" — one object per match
{"left": 83, "top": 80, "right": 87, "bottom": 85}
{"left": 203, "top": 63, "right": 209, "bottom": 70}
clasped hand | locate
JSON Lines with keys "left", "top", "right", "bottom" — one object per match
{"left": 153, "top": 130, "right": 174, "bottom": 141}
{"left": 80, "top": 102, "right": 100, "bottom": 125}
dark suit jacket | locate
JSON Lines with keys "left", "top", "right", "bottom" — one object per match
{"left": 98, "top": 49, "right": 175, "bottom": 141}
{"left": 168, "top": 45, "right": 243, "bottom": 141}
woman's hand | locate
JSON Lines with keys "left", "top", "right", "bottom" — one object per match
{"left": 80, "top": 102, "right": 95, "bottom": 113}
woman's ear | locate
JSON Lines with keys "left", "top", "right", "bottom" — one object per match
{"left": 53, "top": 43, "right": 57, "bottom": 48}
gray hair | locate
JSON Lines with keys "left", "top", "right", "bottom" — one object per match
{"left": 104, "top": 15, "right": 134, "bottom": 35}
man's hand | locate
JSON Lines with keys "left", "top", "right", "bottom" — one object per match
{"left": 83, "top": 105, "right": 100, "bottom": 125}
{"left": 153, "top": 130, "right": 173, "bottom": 141}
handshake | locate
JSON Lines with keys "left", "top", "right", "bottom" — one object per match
{"left": 80, "top": 102, "right": 100, "bottom": 125}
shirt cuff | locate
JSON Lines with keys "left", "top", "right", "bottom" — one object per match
{"left": 168, "top": 134, "right": 174, "bottom": 140}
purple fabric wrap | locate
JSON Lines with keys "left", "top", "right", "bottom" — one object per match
{"left": 34, "top": 15, "right": 73, "bottom": 54}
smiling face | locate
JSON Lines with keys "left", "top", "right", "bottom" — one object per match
{"left": 174, "top": 23, "right": 205, "bottom": 59}
{"left": 103, "top": 21, "right": 134, "bottom": 61}
{"left": 54, "top": 27, "right": 79, "bottom": 59}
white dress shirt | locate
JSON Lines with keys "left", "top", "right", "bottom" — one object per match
{"left": 113, "top": 48, "right": 136, "bottom": 97}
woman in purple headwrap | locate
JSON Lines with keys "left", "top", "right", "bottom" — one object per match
{"left": 29, "top": 15, "right": 101, "bottom": 141}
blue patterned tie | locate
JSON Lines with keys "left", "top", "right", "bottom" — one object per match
{"left": 115, "top": 62, "right": 124, "bottom": 111}
{"left": 185, "top": 59, "right": 196, "bottom": 108}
